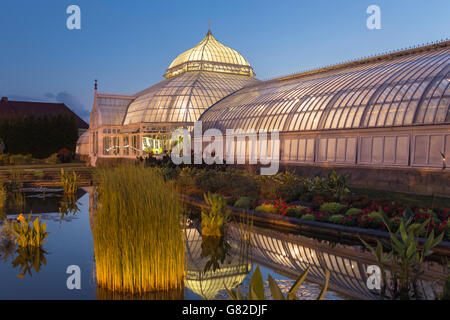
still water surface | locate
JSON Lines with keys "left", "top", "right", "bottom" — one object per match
{"left": 0, "top": 188, "right": 446, "bottom": 300}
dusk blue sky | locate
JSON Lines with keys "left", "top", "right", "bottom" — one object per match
{"left": 1, "top": 0, "right": 449, "bottom": 123}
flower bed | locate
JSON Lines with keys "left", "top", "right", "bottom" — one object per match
{"left": 143, "top": 159, "right": 450, "bottom": 241}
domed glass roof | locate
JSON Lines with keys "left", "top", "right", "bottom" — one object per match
{"left": 123, "top": 71, "right": 258, "bottom": 125}
{"left": 164, "top": 30, "right": 255, "bottom": 79}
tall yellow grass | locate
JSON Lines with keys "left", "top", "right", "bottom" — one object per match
{"left": 92, "top": 166, "right": 185, "bottom": 294}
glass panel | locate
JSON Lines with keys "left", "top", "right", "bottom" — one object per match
{"left": 414, "top": 136, "right": 428, "bottom": 165}
{"left": 429, "top": 135, "right": 444, "bottom": 165}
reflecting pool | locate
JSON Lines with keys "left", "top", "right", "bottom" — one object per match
{"left": 0, "top": 188, "right": 447, "bottom": 300}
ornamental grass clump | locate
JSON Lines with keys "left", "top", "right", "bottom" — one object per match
{"left": 93, "top": 166, "right": 185, "bottom": 294}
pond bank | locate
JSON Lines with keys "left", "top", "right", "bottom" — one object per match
{"left": 0, "top": 166, "right": 94, "bottom": 188}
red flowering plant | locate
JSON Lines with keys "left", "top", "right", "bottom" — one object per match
{"left": 272, "top": 198, "right": 291, "bottom": 216}
{"left": 313, "top": 211, "right": 331, "bottom": 222}
{"left": 57, "top": 148, "right": 72, "bottom": 163}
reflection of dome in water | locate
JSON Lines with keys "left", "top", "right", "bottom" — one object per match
{"left": 185, "top": 227, "right": 251, "bottom": 300}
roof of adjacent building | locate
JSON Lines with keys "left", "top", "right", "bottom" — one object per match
{"left": 0, "top": 98, "right": 89, "bottom": 129}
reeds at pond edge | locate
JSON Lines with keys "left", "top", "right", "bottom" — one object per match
{"left": 92, "top": 166, "right": 185, "bottom": 294}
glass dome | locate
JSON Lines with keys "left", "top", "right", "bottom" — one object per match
{"left": 164, "top": 30, "right": 255, "bottom": 79}
{"left": 123, "top": 71, "right": 258, "bottom": 125}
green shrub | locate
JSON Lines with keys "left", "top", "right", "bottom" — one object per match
{"left": 33, "top": 170, "right": 45, "bottom": 180}
{"left": 346, "top": 208, "right": 362, "bottom": 216}
{"left": 285, "top": 206, "right": 308, "bottom": 218}
{"left": 255, "top": 203, "right": 277, "bottom": 215}
{"left": 0, "top": 154, "right": 10, "bottom": 165}
{"left": 319, "top": 202, "right": 346, "bottom": 214}
{"left": 46, "top": 153, "right": 60, "bottom": 164}
{"left": 301, "top": 214, "right": 315, "bottom": 221}
{"left": 234, "top": 197, "right": 253, "bottom": 210}
{"left": 329, "top": 214, "right": 344, "bottom": 224}
{"left": 9, "top": 154, "right": 33, "bottom": 165}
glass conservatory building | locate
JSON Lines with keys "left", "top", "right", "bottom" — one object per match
{"left": 80, "top": 33, "right": 450, "bottom": 172}
{"left": 85, "top": 30, "right": 257, "bottom": 161}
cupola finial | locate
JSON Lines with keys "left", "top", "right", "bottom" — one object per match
{"left": 207, "top": 20, "right": 212, "bottom": 35}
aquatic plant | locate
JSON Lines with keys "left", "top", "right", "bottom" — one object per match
{"left": 9, "top": 168, "right": 23, "bottom": 191}
{"left": 12, "top": 246, "right": 47, "bottom": 278}
{"left": 12, "top": 214, "right": 49, "bottom": 248}
{"left": 10, "top": 191, "right": 26, "bottom": 211}
{"left": 58, "top": 194, "right": 80, "bottom": 219}
{"left": 60, "top": 169, "right": 77, "bottom": 195}
{"left": 0, "top": 220, "right": 15, "bottom": 261}
{"left": 360, "top": 210, "right": 445, "bottom": 300}
{"left": 201, "top": 235, "right": 231, "bottom": 273}
{"left": 201, "top": 192, "right": 229, "bottom": 237}
{"left": 0, "top": 180, "right": 6, "bottom": 211}
{"left": 227, "top": 265, "right": 330, "bottom": 300}
{"left": 93, "top": 166, "right": 185, "bottom": 294}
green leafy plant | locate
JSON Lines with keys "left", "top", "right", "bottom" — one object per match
{"left": 227, "top": 265, "right": 330, "bottom": 300}
{"left": 329, "top": 214, "right": 345, "bottom": 224}
{"left": 234, "top": 197, "right": 254, "bottom": 210}
{"left": 346, "top": 208, "right": 362, "bottom": 216}
{"left": 33, "top": 170, "right": 45, "bottom": 180}
{"left": 201, "top": 235, "right": 231, "bottom": 273}
{"left": 360, "top": 210, "right": 445, "bottom": 299}
{"left": 286, "top": 206, "right": 308, "bottom": 218}
{"left": 58, "top": 194, "right": 80, "bottom": 219}
{"left": 301, "top": 213, "right": 315, "bottom": 221}
{"left": 255, "top": 203, "right": 277, "bottom": 215}
{"left": 320, "top": 202, "right": 347, "bottom": 214}
{"left": 12, "top": 246, "right": 47, "bottom": 278}
{"left": 326, "top": 170, "right": 350, "bottom": 201}
{"left": 46, "top": 153, "right": 60, "bottom": 164}
{"left": 60, "top": 169, "right": 77, "bottom": 195}
{"left": 201, "top": 192, "right": 229, "bottom": 237}
{"left": 12, "top": 214, "right": 49, "bottom": 248}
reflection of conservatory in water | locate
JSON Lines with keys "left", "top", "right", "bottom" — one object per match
{"left": 83, "top": 29, "right": 257, "bottom": 163}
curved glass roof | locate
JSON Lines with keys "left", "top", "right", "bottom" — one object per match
{"left": 76, "top": 130, "right": 89, "bottom": 144}
{"left": 165, "top": 31, "right": 255, "bottom": 79}
{"left": 200, "top": 44, "right": 450, "bottom": 132}
{"left": 123, "top": 71, "right": 258, "bottom": 125}
{"left": 91, "top": 95, "right": 133, "bottom": 128}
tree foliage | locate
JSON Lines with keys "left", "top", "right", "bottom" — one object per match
{"left": 0, "top": 114, "right": 78, "bottom": 158}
